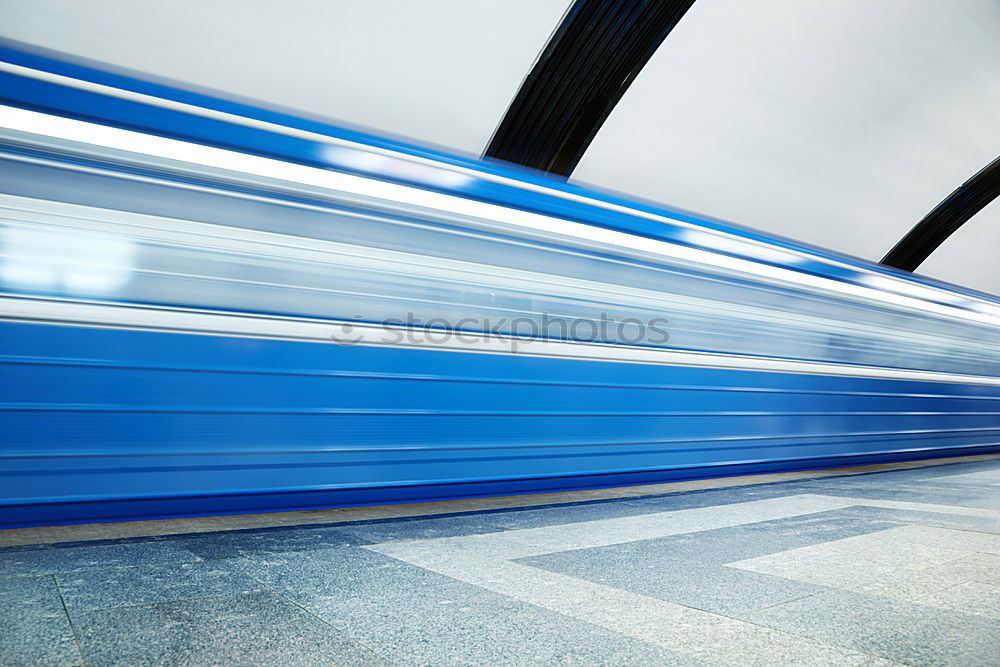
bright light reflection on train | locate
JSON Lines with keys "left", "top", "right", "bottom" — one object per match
{"left": 320, "top": 145, "right": 474, "bottom": 189}
{"left": 678, "top": 228, "right": 804, "bottom": 266}
{"left": 0, "top": 226, "right": 134, "bottom": 296}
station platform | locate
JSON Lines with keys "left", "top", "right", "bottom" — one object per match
{"left": 2, "top": 454, "right": 999, "bottom": 666}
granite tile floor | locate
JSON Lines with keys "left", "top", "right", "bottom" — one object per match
{"left": 1, "top": 456, "right": 999, "bottom": 666}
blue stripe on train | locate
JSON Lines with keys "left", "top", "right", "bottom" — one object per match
{"left": 2, "top": 321, "right": 998, "bottom": 527}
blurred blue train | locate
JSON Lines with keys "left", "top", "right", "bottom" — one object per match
{"left": 2, "top": 46, "right": 999, "bottom": 527}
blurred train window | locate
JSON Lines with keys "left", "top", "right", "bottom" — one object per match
{"left": 1, "top": 129, "right": 998, "bottom": 378}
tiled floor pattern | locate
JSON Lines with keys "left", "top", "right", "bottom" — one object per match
{"left": 1, "top": 458, "right": 998, "bottom": 665}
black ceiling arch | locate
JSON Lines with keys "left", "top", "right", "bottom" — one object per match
{"left": 484, "top": 0, "right": 696, "bottom": 177}
{"left": 882, "top": 155, "right": 1000, "bottom": 272}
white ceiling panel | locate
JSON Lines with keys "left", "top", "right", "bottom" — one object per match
{"left": 917, "top": 197, "right": 1000, "bottom": 297}
{"left": 0, "top": 0, "right": 570, "bottom": 154}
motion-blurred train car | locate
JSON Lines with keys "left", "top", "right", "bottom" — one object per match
{"left": 2, "top": 47, "right": 999, "bottom": 527}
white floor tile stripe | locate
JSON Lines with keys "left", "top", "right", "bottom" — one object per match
{"left": 364, "top": 492, "right": 997, "bottom": 665}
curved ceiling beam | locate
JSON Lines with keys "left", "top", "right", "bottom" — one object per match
{"left": 882, "top": 155, "right": 1000, "bottom": 272}
{"left": 484, "top": 0, "right": 696, "bottom": 177}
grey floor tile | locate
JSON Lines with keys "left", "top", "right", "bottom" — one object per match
{"left": 521, "top": 508, "right": 902, "bottom": 569}
{"left": 851, "top": 567, "right": 971, "bottom": 603}
{"left": 923, "top": 553, "right": 1000, "bottom": 586}
{"left": 833, "top": 506, "right": 1000, "bottom": 534}
{"left": 307, "top": 578, "right": 706, "bottom": 666}
{"left": 931, "top": 469, "right": 1000, "bottom": 485}
{"left": 792, "top": 481, "right": 998, "bottom": 509}
{"left": 487, "top": 499, "right": 658, "bottom": 530}
{"left": 737, "top": 509, "right": 904, "bottom": 542}
{"left": 716, "top": 512, "right": 902, "bottom": 562}
{"left": 225, "top": 545, "right": 455, "bottom": 605}
{"left": 73, "top": 591, "right": 386, "bottom": 666}
{"left": 920, "top": 581, "right": 1000, "bottom": 619}
{"left": 519, "top": 548, "right": 822, "bottom": 615}
{"left": 0, "top": 541, "right": 200, "bottom": 579}
{"left": 57, "top": 561, "right": 266, "bottom": 613}
{"left": 889, "top": 524, "right": 1000, "bottom": 554}
{"left": 745, "top": 588, "right": 1000, "bottom": 667}
{"left": 337, "top": 512, "right": 510, "bottom": 543}
{"left": 0, "top": 576, "right": 81, "bottom": 666}
{"left": 175, "top": 524, "right": 367, "bottom": 559}
{"left": 621, "top": 484, "right": 796, "bottom": 514}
